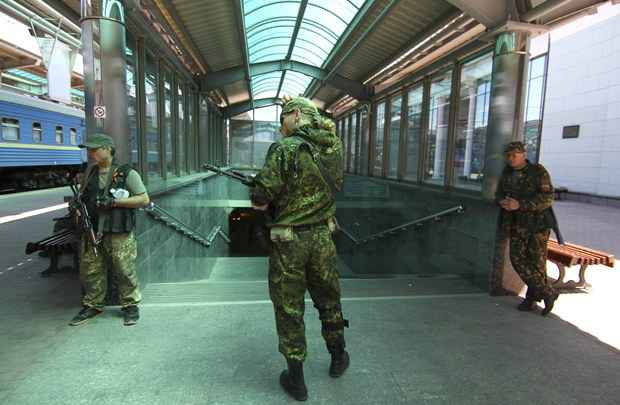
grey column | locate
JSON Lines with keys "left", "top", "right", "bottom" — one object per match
{"left": 482, "top": 31, "right": 529, "bottom": 199}
{"left": 81, "top": 0, "right": 132, "bottom": 164}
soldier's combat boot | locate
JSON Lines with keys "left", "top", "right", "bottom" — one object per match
{"left": 69, "top": 306, "right": 102, "bottom": 326}
{"left": 122, "top": 305, "right": 140, "bottom": 326}
{"left": 541, "top": 292, "right": 559, "bottom": 316}
{"left": 328, "top": 341, "right": 350, "bottom": 378}
{"left": 517, "top": 297, "right": 537, "bottom": 311}
{"left": 279, "top": 359, "right": 307, "bottom": 401}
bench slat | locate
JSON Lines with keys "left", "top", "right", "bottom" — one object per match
{"left": 547, "top": 239, "right": 614, "bottom": 267}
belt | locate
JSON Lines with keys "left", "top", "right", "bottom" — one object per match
{"left": 293, "top": 221, "right": 328, "bottom": 232}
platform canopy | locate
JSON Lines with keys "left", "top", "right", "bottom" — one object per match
{"left": 5, "top": 0, "right": 610, "bottom": 116}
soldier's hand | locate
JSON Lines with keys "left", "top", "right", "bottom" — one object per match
{"left": 281, "top": 94, "right": 293, "bottom": 105}
{"left": 252, "top": 203, "right": 269, "bottom": 211}
{"left": 503, "top": 197, "right": 520, "bottom": 211}
{"left": 96, "top": 195, "right": 116, "bottom": 210}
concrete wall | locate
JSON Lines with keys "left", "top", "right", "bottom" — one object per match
{"left": 133, "top": 175, "right": 247, "bottom": 286}
{"left": 335, "top": 175, "right": 500, "bottom": 291}
{"left": 539, "top": 4, "right": 620, "bottom": 197}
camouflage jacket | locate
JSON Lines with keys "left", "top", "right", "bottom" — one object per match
{"left": 251, "top": 124, "right": 343, "bottom": 227}
{"left": 496, "top": 161, "right": 554, "bottom": 235}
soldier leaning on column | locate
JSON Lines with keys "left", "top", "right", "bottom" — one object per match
{"left": 250, "top": 95, "right": 349, "bottom": 401}
{"left": 69, "top": 133, "right": 150, "bottom": 327}
{"left": 497, "top": 141, "right": 559, "bottom": 316}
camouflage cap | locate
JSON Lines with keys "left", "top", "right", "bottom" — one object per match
{"left": 504, "top": 141, "right": 526, "bottom": 153}
{"left": 79, "top": 133, "right": 115, "bottom": 149}
{"left": 280, "top": 96, "right": 319, "bottom": 118}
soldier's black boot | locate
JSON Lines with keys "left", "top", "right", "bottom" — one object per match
{"left": 517, "top": 297, "right": 537, "bottom": 311}
{"left": 541, "top": 292, "right": 559, "bottom": 316}
{"left": 328, "top": 341, "right": 350, "bottom": 378}
{"left": 279, "top": 359, "right": 307, "bottom": 401}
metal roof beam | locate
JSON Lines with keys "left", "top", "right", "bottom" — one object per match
{"left": 276, "top": 0, "right": 308, "bottom": 98}
{"left": 202, "top": 60, "right": 370, "bottom": 100}
{"left": 223, "top": 97, "right": 281, "bottom": 118}
{"left": 444, "top": 0, "right": 512, "bottom": 28}
{"left": 233, "top": 0, "right": 254, "bottom": 110}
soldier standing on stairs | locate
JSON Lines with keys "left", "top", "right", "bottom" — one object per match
{"left": 250, "top": 96, "right": 349, "bottom": 401}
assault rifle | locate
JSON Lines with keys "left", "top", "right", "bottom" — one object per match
{"left": 203, "top": 163, "right": 255, "bottom": 186}
{"left": 69, "top": 181, "right": 99, "bottom": 256}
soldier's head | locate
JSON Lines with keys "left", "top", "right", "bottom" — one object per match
{"left": 279, "top": 95, "right": 318, "bottom": 136}
{"left": 79, "top": 133, "right": 116, "bottom": 164}
{"left": 504, "top": 141, "right": 527, "bottom": 169}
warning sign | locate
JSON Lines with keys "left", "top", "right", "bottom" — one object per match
{"left": 94, "top": 106, "right": 106, "bottom": 119}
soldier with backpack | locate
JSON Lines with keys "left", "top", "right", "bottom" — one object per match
{"left": 250, "top": 96, "right": 349, "bottom": 401}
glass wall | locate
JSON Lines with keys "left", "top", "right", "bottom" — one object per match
{"left": 188, "top": 92, "right": 195, "bottom": 172}
{"left": 144, "top": 52, "right": 160, "bottom": 180}
{"left": 350, "top": 113, "right": 358, "bottom": 174}
{"left": 523, "top": 55, "right": 547, "bottom": 163}
{"left": 177, "top": 83, "right": 186, "bottom": 174}
{"left": 125, "top": 32, "right": 139, "bottom": 169}
{"left": 358, "top": 107, "right": 369, "bottom": 175}
{"left": 453, "top": 54, "right": 492, "bottom": 190}
{"left": 342, "top": 117, "right": 349, "bottom": 172}
{"left": 373, "top": 102, "right": 386, "bottom": 176}
{"left": 387, "top": 95, "right": 402, "bottom": 179}
{"left": 163, "top": 71, "right": 174, "bottom": 176}
{"left": 404, "top": 85, "right": 423, "bottom": 181}
{"left": 424, "top": 71, "right": 452, "bottom": 185}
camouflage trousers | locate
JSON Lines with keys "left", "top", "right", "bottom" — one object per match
{"left": 269, "top": 224, "right": 347, "bottom": 362}
{"left": 509, "top": 229, "right": 554, "bottom": 301}
{"left": 80, "top": 232, "right": 141, "bottom": 310}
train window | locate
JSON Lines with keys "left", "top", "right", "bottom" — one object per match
{"left": 55, "top": 126, "right": 64, "bottom": 144}
{"left": 32, "top": 123, "right": 43, "bottom": 142}
{"left": 1, "top": 118, "right": 20, "bottom": 141}
{"left": 70, "top": 128, "right": 78, "bottom": 145}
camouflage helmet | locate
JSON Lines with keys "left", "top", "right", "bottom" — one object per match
{"left": 280, "top": 96, "right": 318, "bottom": 121}
{"left": 504, "top": 141, "right": 526, "bottom": 153}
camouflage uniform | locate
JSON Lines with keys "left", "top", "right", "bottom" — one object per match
{"left": 497, "top": 149, "right": 556, "bottom": 301}
{"left": 251, "top": 99, "right": 347, "bottom": 362}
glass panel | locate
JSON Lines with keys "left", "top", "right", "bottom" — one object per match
{"left": 144, "top": 53, "right": 161, "bottom": 179}
{"left": 125, "top": 31, "right": 139, "bottom": 169}
{"left": 32, "top": 122, "right": 42, "bottom": 143}
{"left": 2, "top": 118, "right": 20, "bottom": 141}
{"left": 404, "top": 85, "right": 423, "bottom": 181}
{"left": 188, "top": 92, "right": 195, "bottom": 172}
{"left": 163, "top": 72, "right": 173, "bottom": 176}
{"left": 373, "top": 102, "right": 385, "bottom": 176}
{"left": 350, "top": 113, "right": 357, "bottom": 174}
{"left": 524, "top": 55, "right": 548, "bottom": 163}
{"left": 280, "top": 70, "right": 313, "bottom": 97}
{"left": 424, "top": 71, "right": 452, "bottom": 185}
{"left": 177, "top": 83, "right": 186, "bottom": 174}
{"left": 244, "top": 0, "right": 364, "bottom": 97}
{"left": 55, "top": 126, "right": 63, "bottom": 144}
{"left": 387, "top": 95, "right": 402, "bottom": 179}
{"left": 342, "top": 117, "right": 349, "bottom": 172}
{"left": 70, "top": 128, "right": 78, "bottom": 145}
{"left": 359, "top": 107, "right": 369, "bottom": 175}
{"left": 454, "top": 53, "right": 492, "bottom": 190}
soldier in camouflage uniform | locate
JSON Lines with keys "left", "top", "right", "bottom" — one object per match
{"left": 250, "top": 96, "right": 348, "bottom": 401}
{"left": 497, "top": 141, "right": 559, "bottom": 316}
{"left": 69, "top": 133, "right": 150, "bottom": 326}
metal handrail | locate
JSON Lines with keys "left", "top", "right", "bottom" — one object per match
{"left": 143, "top": 202, "right": 211, "bottom": 248}
{"left": 340, "top": 205, "right": 465, "bottom": 246}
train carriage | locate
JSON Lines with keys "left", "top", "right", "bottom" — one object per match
{"left": 0, "top": 88, "right": 86, "bottom": 191}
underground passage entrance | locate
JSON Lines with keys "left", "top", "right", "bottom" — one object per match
{"left": 228, "top": 207, "right": 270, "bottom": 257}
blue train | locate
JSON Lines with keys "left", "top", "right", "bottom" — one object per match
{"left": 0, "top": 88, "right": 86, "bottom": 191}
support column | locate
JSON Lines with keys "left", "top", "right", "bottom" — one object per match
{"left": 482, "top": 31, "right": 529, "bottom": 200}
{"left": 81, "top": 0, "right": 132, "bottom": 164}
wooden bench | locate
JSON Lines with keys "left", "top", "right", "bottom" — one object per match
{"left": 547, "top": 239, "right": 615, "bottom": 289}
{"left": 25, "top": 228, "right": 79, "bottom": 277}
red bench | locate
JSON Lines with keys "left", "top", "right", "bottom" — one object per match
{"left": 547, "top": 239, "right": 615, "bottom": 289}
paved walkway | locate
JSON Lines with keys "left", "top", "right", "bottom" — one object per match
{"left": 0, "top": 198, "right": 618, "bottom": 404}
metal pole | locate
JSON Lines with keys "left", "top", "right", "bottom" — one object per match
{"left": 81, "top": 0, "right": 130, "bottom": 164}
